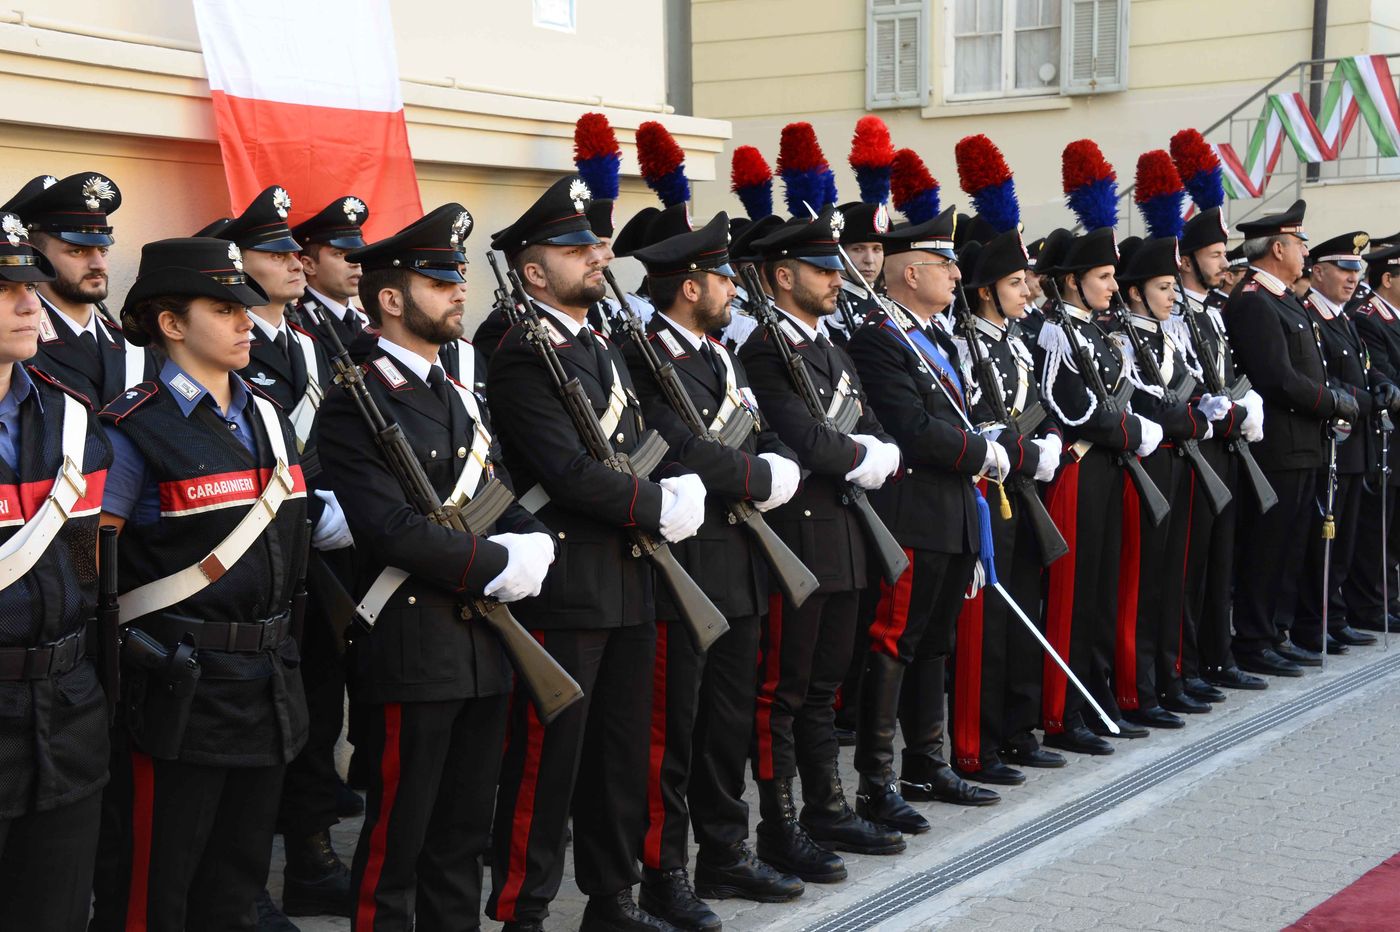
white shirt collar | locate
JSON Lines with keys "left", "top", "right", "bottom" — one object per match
{"left": 775, "top": 308, "right": 826, "bottom": 342}
{"left": 1308, "top": 288, "right": 1343, "bottom": 316}
{"left": 44, "top": 297, "right": 99, "bottom": 338}
{"left": 658, "top": 312, "right": 707, "bottom": 350}
{"left": 249, "top": 312, "right": 289, "bottom": 343}
{"left": 376, "top": 336, "right": 442, "bottom": 384}
{"left": 1182, "top": 287, "right": 1207, "bottom": 306}
{"left": 1061, "top": 302, "right": 1094, "bottom": 323}
{"left": 306, "top": 286, "right": 359, "bottom": 323}
{"left": 536, "top": 301, "right": 593, "bottom": 341}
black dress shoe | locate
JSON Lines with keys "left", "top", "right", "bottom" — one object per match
{"left": 282, "top": 830, "right": 352, "bottom": 918}
{"left": 1275, "top": 640, "right": 1323, "bottom": 666}
{"left": 1089, "top": 717, "right": 1149, "bottom": 739}
{"left": 1123, "top": 706, "right": 1184, "bottom": 729}
{"left": 255, "top": 889, "right": 300, "bottom": 932}
{"left": 1161, "top": 692, "right": 1211, "bottom": 714}
{"left": 1237, "top": 649, "right": 1304, "bottom": 678}
{"left": 1204, "top": 665, "right": 1269, "bottom": 690}
{"left": 640, "top": 868, "right": 722, "bottom": 932}
{"left": 694, "top": 842, "right": 804, "bottom": 903}
{"left": 899, "top": 766, "right": 1000, "bottom": 806}
{"left": 580, "top": 890, "right": 680, "bottom": 931}
{"left": 1293, "top": 634, "right": 1347, "bottom": 655}
{"left": 1351, "top": 613, "right": 1400, "bottom": 633}
{"left": 335, "top": 778, "right": 365, "bottom": 818}
{"left": 1183, "top": 677, "right": 1227, "bottom": 703}
{"left": 855, "top": 777, "right": 931, "bottom": 833}
{"left": 1333, "top": 625, "right": 1378, "bottom": 646}
{"left": 953, "top": 761, "right": 1026, "bottom": 786}
{"left": 1002, "top": 745, "right": 1067, "bottom": 769}
{"left": 1043, "top": 726, "right": 1114, "bottom": 756}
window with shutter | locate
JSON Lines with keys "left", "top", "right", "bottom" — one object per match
{"left": 1061, "top": 0, "right": 1128, "bottom": 95}
{"left": 947, "top": 0, "right": 1065, "bottom": 101}
{"left": 867, "top": 0, "right": 929, "bottom": 110}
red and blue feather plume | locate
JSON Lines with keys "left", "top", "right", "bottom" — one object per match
{"left": 636, "top": 121, "right": 691, "bottom": 207}
{"left": 890, "top": 148, "right": 940, "bottom": 224}
{"left": 1169, "top": 128, "right": 1226, "bottom": 212}
{"left": 849, "top": 115, "right": 895, "bottom": 205}
{"left": 730, "top": 146, "right": 773, "bottom": 219}
{"left": 1134, "top": 150, "right": 1186, "bottom": 239}
{"left": 1061, "top": 139, "right": 1118, "bottom": 231}
{"left": 777, "top": 122, "right": 838, "bottom": 217}
{"left": 954, "top": 134, "right": 1019, "bottom": 233}
{"left": 573, "top": 112, "right": 621, "bottom": 200}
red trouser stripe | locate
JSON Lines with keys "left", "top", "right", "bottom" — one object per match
{"left": 1178, "top": 471, "right": 1196, "bottom": 676}
{"left": 355, "top": 703, "right": 404, "bottom": 931}
{"left": 495, "top": 632, "right": 549, "bottom": 921}
{"left": 953, "top": 588, "right": 986, "bottom": 770}
{"left": 1115, "top": 480, "right": 1143, "bottom": 710}
{"left": 643, "top": 621, "right": 670, "bottom": 869}
{"left": 125, "top": 750, "right": 156, "bottom": 931}
{"left": 754, "top": 592, "right": 784, "bottom": 780}
{"left": 869, "top": 548, "right": 917, "bottom": 658}
{"left": 1042, "top": 460, "right": 1081, "bottom": 733}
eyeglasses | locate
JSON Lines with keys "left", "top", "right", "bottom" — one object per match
{"left": 908, "top": 259, "right": 958, "bottom": 270}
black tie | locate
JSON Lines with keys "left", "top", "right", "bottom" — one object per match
{"left": 274, "top": 329, "right": 290, "bottom": 362}
{"left": 78, "top": 330, "right": 101, "bottom": 363}
{"left": 427, "top": 366, "right": 453, "bottom": 409}
{"left": 700, "top": 340, "right": 725, "bottom": 384}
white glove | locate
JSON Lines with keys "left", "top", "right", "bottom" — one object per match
{"left": 754, "top": 453, "right": 800, "bottom": 512}
{"left": 1201, "top": 422, "right": 1214, "bottom": 441}
{"left": 980, "top": 440, "right": 1011, "bottom": 480}
{"left": 659, "top": 473, "right": 707, "bottom": 542}
{"left": 844, "top": 435, "right": 900, "bottom": 490}
{"left": 1135, "top": 416, "right": 1164, "bottom": 458}
{"left": 1196, "top": 393, "right": 1233, "bottom": 422}
{"left": 1031, "top": 434, "right": 1063, "bottom": 483}
{"left": 1242, "top": 389, "right": 1265, "bottom": 442}
{"left": 311, "top": 490, "right": 353, "bottom": 550}
{"left": 483, "top": 532, "right": 555, "bottom": 602}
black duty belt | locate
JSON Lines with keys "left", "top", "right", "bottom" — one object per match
{"left": 135, "top": 611, "right": 291, "bottom": 654}
{"left": 0, "top": 629, "right": 87, "bottom": 681}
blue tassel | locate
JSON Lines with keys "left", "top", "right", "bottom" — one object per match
{"left": 974, "top": 488, "right": 998, "bottom": 587}
{"left": 1183, "top": 166, "right": 1226, "bottom": 212}
{"left": 901, "top": 187, "right": 942, "bottom": 225}
{"left": 736, "top": 184, "right": 773, "bottom": 220}
{"left": 1139, "top": 191, "right": 1185, "bottom": 239}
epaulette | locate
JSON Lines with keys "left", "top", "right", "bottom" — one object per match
{"left": 37, "top": 309, "right": 61, "bottom": 344}
{"left": 652, "top": 329, "right": 689, "bottom": 360}
{"left": 26, "top": 365, "right": 95, "bottom": 410}
{"left": 99, "top": 380, "right": 160, "bottom": 422}
{"left": 1253, "top": 273, "right": 1286, "bottom": 297}
{"left": 1371, "top": 296, "right": 1396, "bottom": 322}
{"left": 776, "top": 318, "right": 807, "bottom": 347}
{"left": 369, "top": 355, "right": 410, "bottom": 390}
{"left": 244, "top": 377, "right": 287, "bottom": 410}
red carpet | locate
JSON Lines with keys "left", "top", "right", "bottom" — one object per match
{"left": 1284, "top": 851, "right": 1400, "bottom": 930}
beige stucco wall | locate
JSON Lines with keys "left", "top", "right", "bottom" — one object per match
{"left": 690, "top": 0, "right": 1400, "bottom": 240}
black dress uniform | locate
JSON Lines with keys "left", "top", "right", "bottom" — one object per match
{"left": 0, "top": 218, "right": 114, "bottom": 932}
{"left": 292, "top": 194, "right": 380, "bottom": 362}
{"left": 618, "top": 217, "right": 804, "bottom": 919}
{"left": 739, "top": 207, "right": 904, "bottom": 880}
{"left": 1032, "top": 229, "right": 1149, "bottom": 753}
{"left": 97, "top": 238, "right": 310, "bottom": 931}
{"left": 1226, "top": 201, "right": 1355, "bottom": 674}
{"left": 321, "top": 205, "right": 551, "bottom": 932}
{"left": 826, "top": 202, "right": 890, "bottom": 347}
{"left": 484, "top": 177, "right": 682, "bottom": 929}
{"left": 2, "top": 172, "right": 154, "bottom": 407}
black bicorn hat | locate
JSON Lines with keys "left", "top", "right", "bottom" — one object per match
{"left": 1119, "top": 236, "right": 1182, "bottom": 284}
{"left": 1032, "top": 228, "right": 1073, "bottom": 275}
{"left": 193, "top": 217, "right": 232, "bottom": 238}
{"left": 2, "top": 172, "right": 121, "bottom": 246}
{"left": 835, "top": 201, "right": 892, "bottom": 246}
{"left": 348, "top": 203, "right": 474, "bottom": 283}
{"left": 1180, "top": 207, "right": 1230, "bottom": 256}
{"left": 216, "top": 186, "right": 302, "bottom": 253}
{"left": 613, "top": 204, "right": 694, "bottom": 258}
{"left": 0, "top": 213, "right": 56, "bottom": 283}
{"left": 1365, "top": 242, "right": 1400, "bottom": 267}
{"left": 1309, "top": 231, "right": 1370, "bottom": 271}
{"left": 585, "top": 198, "right": 616, "bottom": 241}
{"left": 1062, "top": 227, "right": 1120, "bottom": 272}
{"left": 1235, "top": 198, "right": 1308, "bottom": 241}
{"left": 965, "top": 228, "right": 1031, "bottom": 290}
{"left": 751, "top": 205, "right": 847, "bottom": 270}
{"left": 490, "top": 175, "right": 601, "bottom": 255}
{"left": 291, "top": 195, "right": 370, "bottom": 250}
{"left": 954, "top": 213, "right": 998, "bottom": 252}
{"left": 729, "top": 214, "right": 784, "bottom": 263}
{"left": 880, "top": 205, "right": 958, "bottom": 259}
{"left": 631, "top": 211, "right": 735, "bottom": 278}
{"left": 1116, "top": 235, "right": 1143, "bottom": 271}
{"left": 119, "top": 238, "right": 270, "bottom": 346}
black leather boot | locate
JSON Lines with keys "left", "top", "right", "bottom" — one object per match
{"left": 282, "top": 829, "right": 352, "bottom": 918}
{"left": 580, "top": 889, "right": 680, "bottom": 931}
{"left": 855, "top": 773, "right": 930, "bottom": 834}
{"left": 695, "top": 842, "right": 804, "bottom": 903}
{"left": 754, "top": 777, "right": 847, "bottom": 883}
{"left": 640, "top": 867, "right": 722, "bottom": 931}
{"left": 852, "top": 651, "right": 929, "bottom": 833}
{"left": 798, "top": 762, "right": 906, "bottom": 854}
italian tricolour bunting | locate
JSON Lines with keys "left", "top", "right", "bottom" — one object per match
{"left": 192, "top": 0, "right": 421, "bottom": 238}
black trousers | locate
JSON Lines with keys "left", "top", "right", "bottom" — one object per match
{"left": 489, "top": 623, "right": 655, "bottom": 924}
{"left": 1343, "top": 476, "right": 1400, "bottom": 625}
{"left": 1116, "top": 451, "right": 1187, "bottom": 711}
{"left": 752, "top": 590, "right": 859, "bottom": 781}
{"left": 1042, "top": 449, "right": 1124, "bottom": 733}
{"left": 950, "top": 493, "right": 1043, "bottom": 771}
{"left": 642, "top": 614, "right": 760, "bottom": 869}
{"left": 1180, "top": 441, "right": 1240, "bottom": 675}
{"left": 351, "top": 695, "right": 508, "bottom": 932}
{"left": 1234, "top": 467, "right": 1317, "bottom": 655}
{"left": 1295, "top": 471, "right": 1365, "bottom": 641}
{"left": 0, "top": 790, "right": 101, "bottom": 932}
{"left": 102, "top": 751, "right": 286, "bottom": 931}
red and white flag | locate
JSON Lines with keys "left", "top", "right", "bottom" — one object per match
{"left": 193, "top": 0, "right": 421, "bottom": 239}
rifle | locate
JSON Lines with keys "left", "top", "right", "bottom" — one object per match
{"left": 952, "top": 286, "right": 1070, "bottom": 566}
{"left": 1111, "top": 295, "right": 1233, "bottom": 517}
{"left": 1041, "top": 280, "right": 1171, "bottom": 527}
{"left": 737, "top": 263, "right": 910, "bottom": 585}
{"left": 97, "top": 524, "right": 120, "bottom": 724}
{"left": 602, "top": 267, "right": 820, "bottom": 608}
{"left": 502, "top": 266, "right": 730, "bottom": 652}
{"left": 1179, "top": 300, "right": 1278, "bottom": 513}
{"left": 299, "top": 298, "right": 583, "bottom": 724}
{"left": 488, "top": 252, "right": 520, "bottom": 326}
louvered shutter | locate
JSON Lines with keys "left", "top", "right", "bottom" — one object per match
{"left": 868, "top": 0, "right": 928, "bottom": 108}
{"left": 1061, "top": 0, "right": 1128, "bottom": 95}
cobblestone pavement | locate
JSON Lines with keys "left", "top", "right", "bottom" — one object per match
{"left": 283, "top": 640, "right": 1400, "bottom": 931}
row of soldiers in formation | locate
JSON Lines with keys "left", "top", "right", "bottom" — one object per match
{"left": 0, "top": 139, "right": 1397, "bottom": 932}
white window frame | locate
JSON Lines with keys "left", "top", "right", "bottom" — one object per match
{"left": 866, "top": 0, "right": 931, "bottom": 110}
